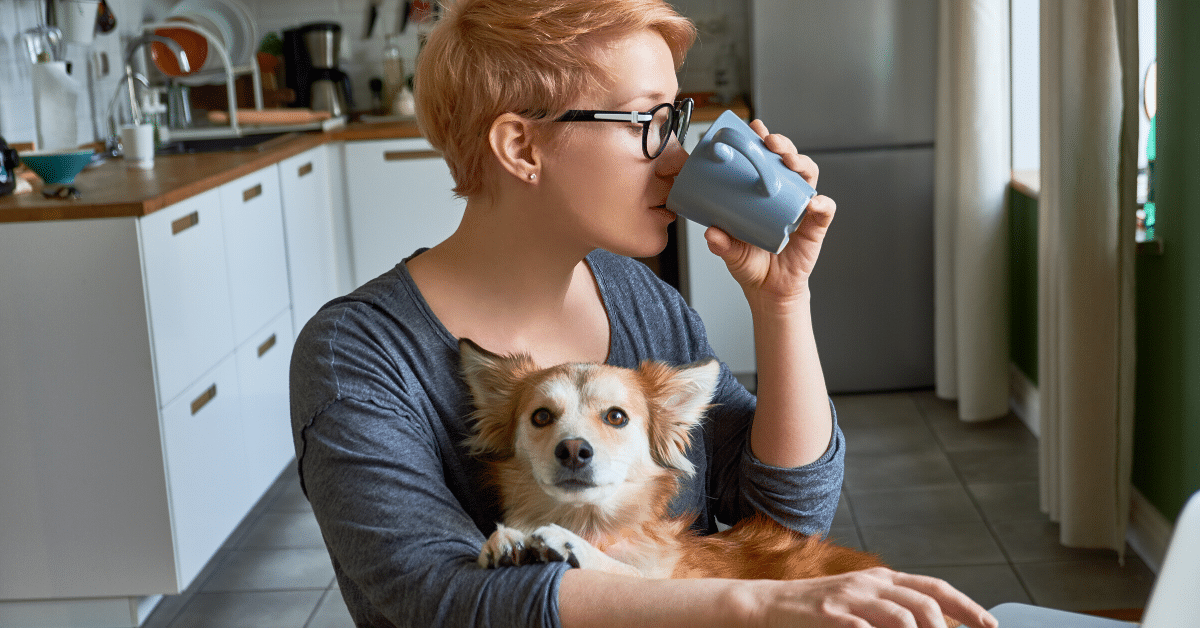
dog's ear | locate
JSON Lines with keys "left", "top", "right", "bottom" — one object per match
{"left": 639, "top": 358, "right": 721, "bottom": 475}
{"left": 459, "top": 338, "right": 541, "bottom": 458}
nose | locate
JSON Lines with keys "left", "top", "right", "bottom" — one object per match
{"left": 656, "top": 134, "right": 689, "bottom": 178}
{"left": 554, "top": 438, "right": 593, "bottom": 470}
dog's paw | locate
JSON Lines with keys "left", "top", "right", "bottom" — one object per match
{"left": 478, "top": 524, "right": 530, "bottom": 569}
{"left": 527, "top": 524, "right": 586, "bottom": 568}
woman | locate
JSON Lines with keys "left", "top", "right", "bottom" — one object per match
{"left": 290, "top": 1, "right": 997, "bottom": 626}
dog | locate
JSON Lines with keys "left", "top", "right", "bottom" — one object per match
{"left": 458, "top": 338, "right": 885, "bottom": 581}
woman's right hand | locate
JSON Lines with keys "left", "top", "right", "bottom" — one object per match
{"left": 737, "top": 567, "right": 998, "bottom": 628}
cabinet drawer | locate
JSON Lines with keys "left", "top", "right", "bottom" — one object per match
{"left": 236, "top": 310, "right": 295, "bottom": 491}
{"left": 220, "top": 167, "right": 291, "bottom": 346}
{"left": 140, "top": 189, "right": 236, "bottom": 406}
{"left": 159, "top": 356, "right": 245, "bottom": 589}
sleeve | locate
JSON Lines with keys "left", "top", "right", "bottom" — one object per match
{"left": 297, "top": 397, "right": 571, "bottom": 628}
{"left": 682, "top": 308, "right": 845, "bottom": 537}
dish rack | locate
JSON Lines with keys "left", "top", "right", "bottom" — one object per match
{"left": 140, "top": 22, "right": 341, "bottom": 141}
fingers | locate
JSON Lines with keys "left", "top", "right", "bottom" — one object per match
{"left": 892, "top": 572, "right": 999, "bottom": 628}
{"left": 750, "top": 118, "right": 819, "bottom": 187}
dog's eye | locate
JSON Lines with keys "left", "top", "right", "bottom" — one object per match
{"left": 531, "top": 408, "right": 554, "bottom": 427}
{"left": 603, "top": 408, "right": 629, "bottom": 428}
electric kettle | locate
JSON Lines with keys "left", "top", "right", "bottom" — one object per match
{"left": 0, "top": 135, "right": 20, "bottom": 197}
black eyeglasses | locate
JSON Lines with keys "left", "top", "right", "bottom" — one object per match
{"left": 555, "top": 98, "right": 694, "bottom": 159}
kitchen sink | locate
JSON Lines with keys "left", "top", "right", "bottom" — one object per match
{"left": 156, "top": 132, "right": 290, "bottom": 155}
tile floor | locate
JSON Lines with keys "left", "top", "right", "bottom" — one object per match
{"left": 142, "top": 389, "right": 1157, "bottom": 627}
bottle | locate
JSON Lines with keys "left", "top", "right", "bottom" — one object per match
{"left": 382, "top": 35, "right": 404, "bottom": 115}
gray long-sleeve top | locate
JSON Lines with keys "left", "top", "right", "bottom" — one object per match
{"left": 290, "top": 249, "right": 845, "bottom": 627}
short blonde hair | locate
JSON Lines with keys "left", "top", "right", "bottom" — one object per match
{"left": 414, "top": 0, "right": 696, "bottom": 198}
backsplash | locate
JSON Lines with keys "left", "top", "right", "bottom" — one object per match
{"left": 0, "top": 0, "right": 748, "bottom": 143}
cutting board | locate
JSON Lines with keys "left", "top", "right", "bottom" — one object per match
{"left": 207, "top": 109, "right": 332, "bottom": 126}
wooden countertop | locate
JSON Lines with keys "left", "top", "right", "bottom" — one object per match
{"left": 0, "top": 99, "right": 748, "bottom": 224}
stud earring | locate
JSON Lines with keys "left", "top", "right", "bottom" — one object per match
{"left": 528, "top": 173, "right": 536, "bottom": 181}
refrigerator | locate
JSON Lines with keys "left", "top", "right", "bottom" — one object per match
{"left": 751, "top": 0, "right": 938, "bottom": 392}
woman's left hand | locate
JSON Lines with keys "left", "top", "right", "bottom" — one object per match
{"left": 704, "top": 119, "right": 836, "bottom": 309}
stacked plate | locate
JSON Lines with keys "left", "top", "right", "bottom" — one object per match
{"left": 167, "top": 0, "right": 257, "bottom": 72}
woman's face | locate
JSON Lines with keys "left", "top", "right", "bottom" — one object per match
{"left": 538, "top": 29, "right": 688, "bottom": 259}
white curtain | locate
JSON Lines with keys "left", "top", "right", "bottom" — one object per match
{"left": 934, "top": 0, "right": 1011, "bottom": 422}
{"left": 1038, "top": 0, "right": 1138, "bottom": 553}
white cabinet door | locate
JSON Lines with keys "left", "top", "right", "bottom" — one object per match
{"left": 279, "top": 147, "right": 341, "bottom": 333}
{"left": 679, "top": 122, "right": 756, "bottom": 375}
{"left": 140, "top": 188, "right": 236, "bottom": 406}
{"left": 159, "top": 355, "right": 245, "bottom": 589}
{"left": 343, "top": 139, "right": 466, "bottom": 285}
{"left": 220, "top": 168, "right": 291, "bottom": 346}
{"left": 236, "top": 309, "right": 295, "bottom": 490}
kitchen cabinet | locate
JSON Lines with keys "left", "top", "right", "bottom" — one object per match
{"left": 0, "top": 163, "right": 297, "bottom": 626}
{"left": 678, "top": 120, "right": 757, "bottom": 376}
{"left": 278, "top": 146, "right": 344, "bottom": 333}
{"left": 342, "top": 138, "right": 466, "bottom": 285}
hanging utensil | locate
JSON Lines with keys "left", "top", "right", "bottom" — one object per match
{"left": 362, "top": 0, "right": 379, "bottom": 39}
{"left": 96, "top": 0, "right": 117, "bottom": 34}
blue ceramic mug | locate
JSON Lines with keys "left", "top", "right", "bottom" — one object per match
{"left": 666, "top": 110, "right": 817, "bottom": 254}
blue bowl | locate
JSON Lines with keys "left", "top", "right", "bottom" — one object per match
{"left": 19, "top": 149, "right": 96, "bottom": 185}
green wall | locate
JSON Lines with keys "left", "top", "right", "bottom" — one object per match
{"left": 1009, "top": 187, "right": 1038, "bottom": 385}
{"left": 1130, "top": 0, "right": 1200, "bottom": 523}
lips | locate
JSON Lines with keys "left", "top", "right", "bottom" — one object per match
{"left": 556, "top": 479, "right": 597, "bottom": 491}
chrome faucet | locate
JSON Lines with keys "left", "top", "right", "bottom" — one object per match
{"left": 104, "top": 35, "right": 190, "bottom": 157}
{"left": 122, "top": 35, "right": 190, "bottom": 125}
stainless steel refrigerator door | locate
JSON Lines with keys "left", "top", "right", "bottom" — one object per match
{"left": 807, "top": 147, "right": 935, "bottom": 392}
{"left": 751, "top": 0, "right": 938, "bottom": 150}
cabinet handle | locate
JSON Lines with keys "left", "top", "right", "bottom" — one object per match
{"left": 383, "top": 149, "right": 441, "bottom": 161}
{"left": 298, "top": 162, "right": 313, "bottom": 177}
{"left": 242, "top": 183, "right": 263, "bottom": 203}
{"left": 171, "top": 211, "right": 199, "bottom": 235}
{"left": 257, "top": 333, "right": 277, "bottom": 358}
{"left": 190, "top": 384, "right": 217, "bottom": 415}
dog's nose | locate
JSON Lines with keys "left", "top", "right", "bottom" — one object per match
{"left": 555, "top": 438, "right": 593, "bottom": 470}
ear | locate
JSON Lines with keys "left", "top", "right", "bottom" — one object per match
{"left": 488, "top": 113, "right": 540, "bottom": 182}
{"left": 459, "top": 339, "right": 541, "bottom": 458}
{"left": 639, "top": 359, "right": 721, "bottom": 475}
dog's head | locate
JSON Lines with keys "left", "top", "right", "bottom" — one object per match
{"left": 459, "top": 339, "right": 720, "bottom": 532}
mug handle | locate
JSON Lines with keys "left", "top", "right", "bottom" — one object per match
{"left": 710, "top": 126, "right": 781, "bottom": 197}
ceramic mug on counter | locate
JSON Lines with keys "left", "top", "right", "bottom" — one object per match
{"left": 120, "top": 123, "right": 155, "bottom": 169}
{"left": 666, "top": 110, "right": 817, "bottom": 254}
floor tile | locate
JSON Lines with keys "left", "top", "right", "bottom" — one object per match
{"left": 947, "top": 447, "right": 1040, "bottom": 484}
{"left": 991, "top": 519, "right": 1130, "bottom": 563}
{"left": 167, "top": 590, "right": 325, "bottom": 628}
{"left": 966, "top": 481, "right": 1044, "bottom": 522}
{"left": 831, "top": 392, "right": 927, "bottom": 428}
{"left": 1015, "top": 557, "right": 1155, "bottom": 612}
{"left": 826, "top": 526, "right": 865, "bottom": 551}
{"left": 846, "top": 485, "right": 982, "bottom": 526}
{"left": 832, "top": 492, "right": 855, "bottom": 527}
{"left": 306, "top": 589, "right": 355, "bottom": 628}
{"left": 859, "top": 520, "right": 1007, "bottom": 568}
{"left": 908, "top": 564, "right": 1034, "bottom": 610}
{"left": 202, "top": 548, "right": 336, "bottom": 592}
{"left": 925, "top": 412, "right": 1039, "bottom": 453}
{"left": 841, "top": 422, "right": 943, "bottom": 455}
{"left": 239, "top": 511, "right": 326, "bottom": 549}
{"left": 844, "top": 450, "right": 960, "bottom": 492}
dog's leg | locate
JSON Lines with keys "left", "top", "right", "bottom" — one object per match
{"left": 478, "top": 523, "right": 533, "bottom": 568}
{"left": 480, "top": 524, "right": 642, "bottom": 576}
{"left": 526, "top": 525, "right": 643, "bottom": 577}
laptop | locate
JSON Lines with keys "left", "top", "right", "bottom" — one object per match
{"left": 989, "top": 490, "right": 1200, "bottom": 627}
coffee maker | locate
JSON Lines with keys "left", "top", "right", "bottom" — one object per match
{"left": 283, "top": 22, "right": 353, "bottom": 116}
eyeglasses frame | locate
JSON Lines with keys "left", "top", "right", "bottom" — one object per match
{"left": 555, "top": 98, "right": 694, "bottom": 159}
